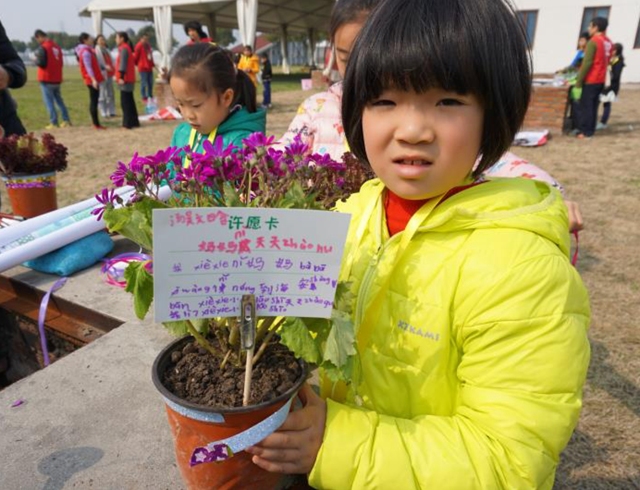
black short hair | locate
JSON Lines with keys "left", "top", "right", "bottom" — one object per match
{"left": 78, "top": 32, "right": 91, "bottom": 44}
{"left": 342, "top": 0, "right": 532, "bottom": 175}
{"left": 169, "top": 43, "right": 256, "bottom": 112}
{"left": 590, "top": 17, "right": 608, "bottom": 33}
{"left": 329, "top": 0, "right": 382, "bottom": 41}
{"left": 184, "top": 20, "right": 208, "bottom": 39}
{"left": 34, "top": 29, "right": 46, "bottom": 38}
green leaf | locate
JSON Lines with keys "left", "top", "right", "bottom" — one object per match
{"left": 322, "top": 354, "right": 358, "bottom": 384}
{"left": 162, "top": 320, "right": 189, "bottom": 337}
{"left": 123, "top": 261, "right": 154, "bottom": 319}
{"left": 162, "top": 318, "right": 210, "bottom": 337}
{"left": 104, "top": 198, "right": 168, "bottom": 251}
{"left": 222, "top": 182, "right": 244, "bottom": 207}
{"left": 323, "top": 309, "right": 357, "bottom": 369}
{"left": 279, "top": 317, "right": 322, "bottom": 365}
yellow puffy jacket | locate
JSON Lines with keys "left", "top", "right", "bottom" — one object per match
{"left": 308, "top": 178, "right": 590, "bottom": 489}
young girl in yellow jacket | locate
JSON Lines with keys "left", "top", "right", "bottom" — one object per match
{"left": 247, "top": 0, "right": 591, "bottom": 488}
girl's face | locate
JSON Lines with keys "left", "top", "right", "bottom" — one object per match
{"left": 116, "top": 34, "right": 122, "bottom": 45}
{"left": 334, "top": 19, "right": 366, "bottom": 79}
{"left": 170, "top": 76, "right": 234, "bottom": 135}
{"left": 578, "top": 37, "right": 587, "bottom": 50}
{"left": 362, "top": 87, "right": 484, "bottom": 200}
{"left": 187, "top": 29, "right": 199, "bottom": 41}
{"left": 97, "top": 36, "right": 106, "bottom": 47}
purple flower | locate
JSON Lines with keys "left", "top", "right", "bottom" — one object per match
{"left": 110, "top": 161, "right": 130, "bottom": 187}
{"left": 284, "top": 134, "right": 310, "bottom": 160}
{"left": 242, "top": 132, "right": 275, "bottom": 151}
{"left": 202, "top": 137, "right": 236, "bottom": 160}
{"left": 91, "top": 188, "right": 117, "bottom": 220}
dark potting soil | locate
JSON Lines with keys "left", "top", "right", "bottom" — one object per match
{"left": 161, "top": 339, "right": 303, "bottom": 409}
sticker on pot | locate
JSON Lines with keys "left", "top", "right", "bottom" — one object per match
{"left": 190, "top": 443, "right": 233, "bottom": 466}
{"left": 152, "top": 208, "right": 351, "bottom": 322}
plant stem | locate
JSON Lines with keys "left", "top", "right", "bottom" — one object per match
{"left": 220, "top": 348, "right": 233, "bottom": 370}
{"left": 185, "top": 319, "right": 220, "bottom": 357}
{"left": 252, "top": 327, "right": 278, "bottom": 367}
{"left": 255, "top": 317, "right": 276, "bottom": 343}
{"left": 228, "top": 320, "right": 239, "bottom": 347}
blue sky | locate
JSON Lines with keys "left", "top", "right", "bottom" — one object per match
{"left": 2, "top": 0, "right": 189, "bottom": 43}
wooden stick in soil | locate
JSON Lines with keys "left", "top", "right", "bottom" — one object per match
{"left": 240, "top": 294, "right": 257, "bottom": 407}
{"left": 243, "top": 348, "right": 254, "bottom": 406}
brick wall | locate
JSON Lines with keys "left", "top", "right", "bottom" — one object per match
{"left": 523, "top": 85, "right": 570, "bottom": 134}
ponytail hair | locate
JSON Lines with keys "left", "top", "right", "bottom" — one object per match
{"left": 169, "top": 43, "right": 257, "bottom": 113}
{"left": 117, "top": 31, "right": 134, "bottom": 50}
{"left": 235, "top": 69, "right": 257, "bottom": 113}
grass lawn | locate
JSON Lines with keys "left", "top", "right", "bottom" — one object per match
{"left": 12, "top": 67, "right": 312, "bottom": 131}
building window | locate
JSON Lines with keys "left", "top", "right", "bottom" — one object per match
{"left": 518, "top": 10, "right": 538, "bottom": 48}
{"left": 580, "top": 6, "right": 611, "bottom": 33}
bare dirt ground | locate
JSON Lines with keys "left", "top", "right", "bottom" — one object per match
{"left": 2, "top": 86, "right": 639, "bottom": 488}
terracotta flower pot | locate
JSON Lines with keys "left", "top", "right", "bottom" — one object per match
{"left": 152, "top": 336, "right": 307, "bottom": 490}
{"left": 2, "top": 171, "right": 57, "bottom": 218}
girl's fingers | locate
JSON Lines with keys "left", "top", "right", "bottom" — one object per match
{"left": 247, "top": 445, "right": 298, "bottom": 463}
{"left": 251, "top": 454, "right": 304, "bottom": 474}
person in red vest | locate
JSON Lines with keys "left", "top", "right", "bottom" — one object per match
{"left": 573, "top": 16, "right": 613, "bottom": 139}
{"left": 184, "top": 21, "right": 213, "bottom": 44}
{"left": 115, "top": 31, "right": 140, "bottom": 129}
{"left": 133, "top": 32, "right": 155, "bottom": 102}
{"left": 94, "top": 34, "right": 116, "bottom": 118}
{"left": 34, "top": 29, "right": 71, "bottom": 129}
{"left": 75, "top": 32, "right": 105, "bottom": 129}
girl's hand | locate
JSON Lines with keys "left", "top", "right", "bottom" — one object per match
{"left": 565, "top": 200, "right": 584, "bottom": 232}
{"left": 246, "top": 383, "right": 326, "bottom": 474}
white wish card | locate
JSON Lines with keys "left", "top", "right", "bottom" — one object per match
{"left": 152, "top": 207, "right": 351, "bottom": 322}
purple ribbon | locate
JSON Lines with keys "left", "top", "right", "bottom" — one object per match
{"left": 37, "top": 277, "right": 68, "bottom": 366}
{"left": 100, "top": 252, "right": 152, "bottom": 287}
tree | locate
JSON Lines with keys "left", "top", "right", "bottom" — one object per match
{"left": 10, "top": 40, "right": 27, "bottom": 53}
{"left": 215, "top": 28, "right": 236, "bottom": 47}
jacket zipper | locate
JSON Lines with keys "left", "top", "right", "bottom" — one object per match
{"left": 354, "top": 233, "right": 399, "bottom": 329}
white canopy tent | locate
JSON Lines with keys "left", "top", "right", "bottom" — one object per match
{"left": 79, "top": 0, "right": 333, "bottom": 72}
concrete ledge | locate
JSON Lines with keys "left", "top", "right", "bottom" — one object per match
{"left": 0, "top": 319, "right": 183, "bottom": 489}
{"left": 0, "top": 236, "right": 186, "bottom": 488}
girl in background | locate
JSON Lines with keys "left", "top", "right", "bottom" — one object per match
{"left": 598, "top": 42, "right": 625, "bottom": 130}
{"left": 278, "top": 0, "right": 583, "bottom": 231}
{"left": 168, "top": 43, "right": 265, "bottom": 158}
{"left": 260, "top": 52, "right": 272, "bottom": 109}
{"left": 75, "top": 33, "right": 104, "bottom": 130}
{"left": 249, "top": 0, "right": 590, "bottom": 487}
{"left": 94, "top": 34, "right": 116, "bottom": 118}
{"left": 184, "top": 21, "right": 212, "bottom": 44}
{"left": 115, "top": 31, "right": 140, "bottom": 129}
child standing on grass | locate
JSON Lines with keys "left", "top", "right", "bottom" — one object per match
{"left": 278, "top": 0, "right": 583, "bottom": 232}
{"left": 248, "top": 0, "right": 591, "bottom": 488}
{"left": 169, "top": 44, "right": 265, "bottom": 160}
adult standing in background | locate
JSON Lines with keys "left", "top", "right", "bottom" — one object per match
{"left": 237, "top": 45, "right": 260, "bottom": 86}
{"left": 94, "top": 34, "right": 116, "bottom": 119}
{"left": 115, "top": 31, "right": 139, "bottom": 130}
{"left": 184, "top": 21, "right": 213, "bottom": 44}
{"left": 34, "top": 29, "right": 71, "bottom": 129}
{"left": 573, "top": 16, "right": 612, "bottom": 139}
{"left": 0, "top": 19, "right": 26, "bottom": 139}
{"left": 75, "top": 32, "right": 105, "bottom": 130}
{"left": 133, "top": 33, "right": 155, "bottom": 102}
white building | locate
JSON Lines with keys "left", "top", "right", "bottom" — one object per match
{"left": 513, "top": 0, "right": 639, "bottom": 82}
